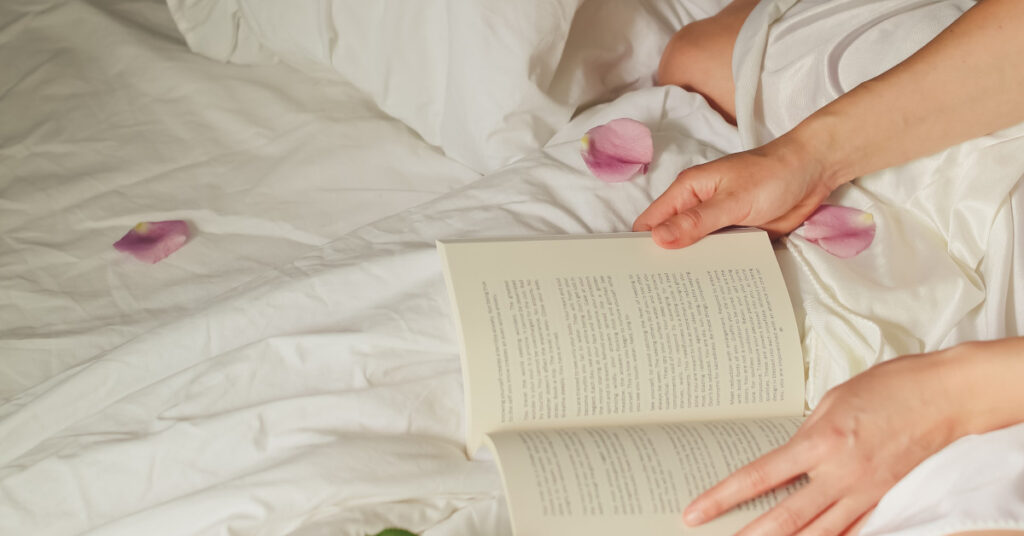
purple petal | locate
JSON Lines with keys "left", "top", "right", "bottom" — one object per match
{"left": 798, "top": 205, "right": 875, "bottom": 258}
{"left": 581, "top": 118, "right": 653, "bottom": 183}
{"left": 113, "top": 220, "right": 190, "bottom": 264}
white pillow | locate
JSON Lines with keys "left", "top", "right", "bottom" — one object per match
{"left": 167, "top": 0, "right": 582, "bottom": 173}
{"left": 166, "top": 0, "right": 732, "bottom": 173}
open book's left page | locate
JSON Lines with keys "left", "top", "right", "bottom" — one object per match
{"left": 438, "top": 231, "right": 803, "bottom": 452}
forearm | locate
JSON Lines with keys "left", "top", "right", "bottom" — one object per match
{"left": 783, "top": 0, "right": 1024, "bottom": 188}
{"left": 940, "top": 338, "right": 1024, "bottom": 439}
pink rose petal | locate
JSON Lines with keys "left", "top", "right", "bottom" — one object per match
{"left": 581, "top": 118, "right": 653, "bottom": 183}
{"left": 113, "top": 220, "right": 189, "bottom": 264}
{"left": 797, "top": 205, "right": 875, "bottom": 258}
{"left": 581, "top": 151, "right": 647, "bottom": 183}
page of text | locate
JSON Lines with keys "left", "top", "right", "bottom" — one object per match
{"left": 488, "top": 417, "right": 804, "bottom": 535}
{"left": 438, "top": 231, "right": 803, "bottom": 451}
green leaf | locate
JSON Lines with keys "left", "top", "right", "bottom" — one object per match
{"left": 371, "top": 529, "right": 418, "bottom": 536}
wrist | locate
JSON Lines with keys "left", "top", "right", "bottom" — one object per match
{"left": 779, "top": 108, "right": 861, "bottom": 191}
{"left": 935, "top": 339, "right": 1024, "bottom": 439}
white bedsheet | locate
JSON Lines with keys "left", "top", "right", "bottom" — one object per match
{"left": 1, "top": 1, "right": 481, "bottom": 532}
{"left": 1, "top": 77, "right": 743, "bottom": 534}
{"left": 0, "top": 0, "right": 478, "bottom": 400}
{"left": 3, "top": 0, "right": 1024, "bottom": 534}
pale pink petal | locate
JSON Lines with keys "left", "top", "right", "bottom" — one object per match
{"left": 586, "top": 118, "right": 654, "bottom": 163}
{"left": 810, "top": 235, "right": 873, "bottom": 259}
{"left": 798, "top": 205, "right": 875, "bottom": 258}
{"left": 113, "top": 220, "right": 190, "bottom": 264}
{"left": 581, "top": 118, "right": 653, "bottom": 183}
{"left": 581, "top": 150, "right": 646, "bottom": 183}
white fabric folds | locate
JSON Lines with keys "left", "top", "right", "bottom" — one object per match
{"left": 735, "top": 1, "right": 1024, "bottom": 533}
{"left": 164, "top": 0, "right": 733, "bottom": 174}
{"left": 3, "top": 0, "right": 1023, "bottom": 534}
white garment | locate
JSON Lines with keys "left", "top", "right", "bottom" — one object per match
{"left": 734, "top": 1, "right": 1024, "bottom": 534}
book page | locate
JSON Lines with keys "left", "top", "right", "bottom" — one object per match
{"left": 438, "top": 231, "right": 803, "bottom": 452}
{"left": 487, "top": 417, "right": 804, "bottom": 536}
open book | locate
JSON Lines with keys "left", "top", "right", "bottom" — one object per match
{"left": 437, "top": 230, "right": 805, "bottom": 535}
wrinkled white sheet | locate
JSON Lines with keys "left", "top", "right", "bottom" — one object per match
{"left": 3, "top": 0, "right": 1024, "bottom": 535}
{"left": 0, "top": 1, "right": 483, "bottom": 532}
{"left": 0, "top": 51, "right": 739, "bottom": 534}
{"left": 0, "top": 0, "right": 478, "bottom": 401}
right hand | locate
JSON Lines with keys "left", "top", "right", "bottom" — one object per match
{"left": 684, "top": 337, "right": 1024, "bottom": 536}
{"left": 683, "top": 349, "right": 966, "bottom": 535}
{"left": 632, "top": 135, "right": 838, "bottom": 249}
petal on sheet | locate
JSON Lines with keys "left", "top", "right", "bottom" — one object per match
{"left": 798, "top": 204, "right": 875, "bottom": 258}
{"left": 581, "top": 149, "right": 647, "bottom": 183}
{"left": 581, "top": 118, "right": 653, "bottom": 183}
{"left": 113, "top": 220, "right": 190, "bottom": 263}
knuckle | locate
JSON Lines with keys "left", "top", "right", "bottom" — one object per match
{"left": 816, "top": 422, "right": 855, "bottom": 455}
{"left": 690, "top": 178, "right": 718, "bottom": 201}
{"left": 805, "top": 435, "right": 835, "bottom": 460}
{"left": 770, "top": 504, "right": 805, "bottom": 533}
{"left": 674, "top": 166, "right": 703, "bottom": 186}
{"left": 678, "top": 209, "right": 704, "bottom": 231}
{"left": 743, "top": 463, "right": 772, "bottom": 491}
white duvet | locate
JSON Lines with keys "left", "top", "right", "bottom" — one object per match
{"left": 2, "top": 0, "right": 1023, "bottom": 535}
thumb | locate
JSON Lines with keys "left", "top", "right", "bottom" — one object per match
{"left": 651, "top": 195, "right": 745, "bottom": 249}
{"left": 633, "top": 167, "right": 710, "bottom": 232}
{"left": 760, "top": 198, "right": 826, "bottom": 237}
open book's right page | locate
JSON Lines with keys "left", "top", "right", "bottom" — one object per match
{"left": 438, "top": 230, "right": 804, "bottom": 452}
{"left": 488, "top": 417, "right": 805, "bottom": 535}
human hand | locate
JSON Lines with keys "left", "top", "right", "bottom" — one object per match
{"left": 683, "top": 350, "right": 968, "bottom": 536}
{"left": 633, "top": 134, "right": 838, "bottom": 249}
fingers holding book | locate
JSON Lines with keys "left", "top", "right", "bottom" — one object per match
{"left": 683, "top": 352, "right": 966, "bottom": 535}
{"left": 632, "top": 138, "right": 833, "bottom": 250}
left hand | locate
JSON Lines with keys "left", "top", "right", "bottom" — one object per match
{"left": 683, "top": 350, "right": 966, "bottom": 536}
{"left": 632, "top": 134, "right": 836, "bottom": 249}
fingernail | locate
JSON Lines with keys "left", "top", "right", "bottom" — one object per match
{"left": 653, "top": 224, "right": 677, "bottom": 243}
{"left": 683, "top": 507, "right": 705, "bottom": 526}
